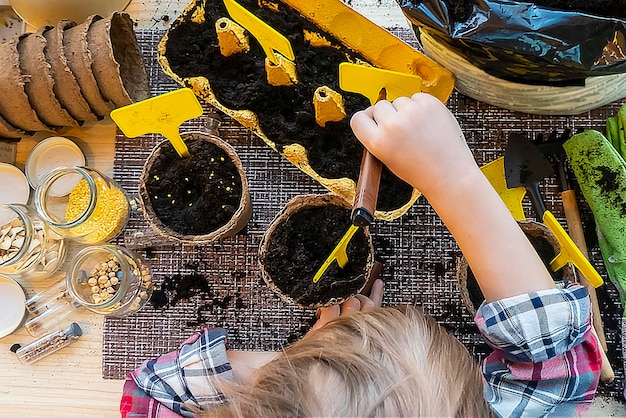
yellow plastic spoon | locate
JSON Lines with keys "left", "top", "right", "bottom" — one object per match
{"left": 110, "top": 88, "right": 204, "bottom": 158}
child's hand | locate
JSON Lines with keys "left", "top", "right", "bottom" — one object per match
{"left": 351, "top": 92, "right": 479, "bottom": 199}
{"left": 310, "top": 279, "right": 384, "bottom": 331}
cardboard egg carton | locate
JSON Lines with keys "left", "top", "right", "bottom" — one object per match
{"left": 157, "top": 0, "right": 454, "bottom": 220}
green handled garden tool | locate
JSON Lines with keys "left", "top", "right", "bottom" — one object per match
{"left": 312, "top": 63, "right": 422, "bottom": 283}
{"left": 110, "top": 88, "right": 204, "bottom": 158}
{"left": 504, "top": 133, "right": 603, "bottom": 288}
{"left": 564, "top": 129, "right": 626, "bottom": 386}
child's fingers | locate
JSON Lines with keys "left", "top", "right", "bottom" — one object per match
{"left": 311, "top": 305, "right": 340, "bottom": 330}
{"left": 391, "top": 96, "right": 415, "bottom": 112}
{"left": 367, "top": 279, "right": 384, "bottom": 307}
{"left": 371, "top": 100, "right": 397, "bottom": 122}
{"left": 353, "top": 280, "right": 383, "bottom": 312}
{"left": 353, "top": 294, "right": 377, "bottom": 312}
{"left": 340, "top": 297, "right": 362, "bottom": 316}
{"left": 350, "top": 108, "right": 379, "bottom": 140}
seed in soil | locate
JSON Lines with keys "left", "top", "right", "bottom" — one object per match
{"left": 144, "top": 138, "right": 243, "bottom": 235}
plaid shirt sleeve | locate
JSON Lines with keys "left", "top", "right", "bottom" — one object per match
{"left": 120, "top": 328, "right": 232, "bottom": 418}
{"left": 475, "top": 281, "right": 601, "bottom": 417}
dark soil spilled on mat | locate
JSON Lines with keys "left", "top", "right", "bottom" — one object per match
{"left": 262, "top": 204, "right": 370, "bottom": 307}
{"left": 465, "top": 233, "right": 562, "bottom": 311}
{"left": 145, "top": 138, "right": 242, "bottom": 235}
{"left": 163, "top": 0, "right": 413, "bottom": 211}
{"left": 445, "top": 0, "right": 626, "bottom": 21}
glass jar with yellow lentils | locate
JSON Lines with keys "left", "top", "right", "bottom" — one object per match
{"left": 34, "top": 166, "right": 131, "bottom": 244}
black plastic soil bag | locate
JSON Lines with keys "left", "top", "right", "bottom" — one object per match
{"left": 399, "top": 0, "right": 626, "bottom": 85}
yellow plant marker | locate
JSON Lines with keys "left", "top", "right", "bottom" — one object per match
{"left": 312, "top": 224, "right": 358, "bottom": 283}
{"left": 338, "top": 63, "right": 422, "bottom": 105}
{"left": 480, "top": 157, "right": 527, "bottom": 221}
{"left": 223, "top": 0, "right": 294, "bottom": 65}
{"left": 110, "top": 88, "right": 203, "bottom": 158}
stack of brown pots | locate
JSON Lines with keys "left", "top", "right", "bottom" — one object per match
{"left": 0, "top": 12, "right": 149, "bottom": 139}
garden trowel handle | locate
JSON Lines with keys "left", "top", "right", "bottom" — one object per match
{"left": 351, "top": 87, "right": 386, "bottom": 227}
{"left": 528, "top": 182, "right": 548, "bottom": 221}
{"left": 352, "top": 150, "right": 382, "bottom": 227}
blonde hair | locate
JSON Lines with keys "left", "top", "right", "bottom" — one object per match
{"left": 210, "top": 305, "right": 492, "bottom": 417}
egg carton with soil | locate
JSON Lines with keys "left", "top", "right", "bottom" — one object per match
{"left": 157, "top": 0, "right": 453, "bottom": 221}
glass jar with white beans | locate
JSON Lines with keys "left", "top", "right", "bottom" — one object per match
{"left": 0, "top": 203, "right": 66, "bottom": 279}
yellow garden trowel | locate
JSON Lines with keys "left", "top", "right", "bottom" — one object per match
{"left": 313, "top": 63, "right": 422, "bottom": 283}
{"left": 504, "top": 133, "right": 603, "bottom": 288}
{"left": 110, "top": 88, "right": 204, "bottom": 158}
{"left": 223, "top": 0, "right": 294, "bottom": 65}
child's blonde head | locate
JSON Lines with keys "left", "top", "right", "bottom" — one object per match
{"left": 212, "top": 305, "right": 491, "bottom": 416}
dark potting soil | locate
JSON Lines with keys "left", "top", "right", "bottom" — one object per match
{"left": 163, "top": 0, "right": 414, "bottom": 212}
{"left": 144, "top": 138, "right": 243, "bottom": 235}
{"left": 261, "top": 204, "right": 370, "bottom": 307}
{"left": 465, "top": 233, "right": 563, "bottom": 311}
{"left": 151, "top": 271, "right": 213, "bottom": 309}
{"left": 445, "top": 0, "right": 626, "bottom": 21}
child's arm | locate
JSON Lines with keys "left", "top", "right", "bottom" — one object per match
{"left": 350, "top": 93, "right": 555, "bottom": 302}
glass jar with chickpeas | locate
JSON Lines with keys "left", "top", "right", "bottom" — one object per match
{"left": 66, "top": 244, "right": 153, "bottom": 317}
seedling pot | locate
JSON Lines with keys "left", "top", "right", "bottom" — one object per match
{"left": 259, "top": 193, "right": 375, "bottom": 309}
{"left": 139, "top": 131, "right": 252, "bottom": 244}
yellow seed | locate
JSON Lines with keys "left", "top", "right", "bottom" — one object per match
{"left": 153, "top": 175, "right": 160, "bottom": 181}
{"left": 65, "top": 178, "right": 129, "bottom": 244}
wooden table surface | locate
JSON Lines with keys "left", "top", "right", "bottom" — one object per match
{"left": 0, "top": 0, "right": 624, "bottom": 416}
{"left": 0, "top": 1, "right": 410, "bottom": 416}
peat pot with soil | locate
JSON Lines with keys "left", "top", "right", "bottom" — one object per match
{"left": 139, "top": 131, "right": 251, "bottom": 244}
{"left": 456, "top": 219, "right": 576, "bottom": 315}
{"left": 259, "top": 194, "right": 374, "bottom": 309}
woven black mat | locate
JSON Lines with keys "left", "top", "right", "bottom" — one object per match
{"left": 103, "top": 28, "right": 626, "bottom": 401}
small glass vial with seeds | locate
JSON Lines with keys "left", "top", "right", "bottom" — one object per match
{"left": 17, "top": 322, "right": 83, "bottom": 364}
{"left": 0, "top": 203, "right": 66, "bottom": 279}
{"left": 67, "top": 244, "right": 153, "bottom": 317}
{"left": 33, "top": 166, "right": 133, "bottom": 244}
